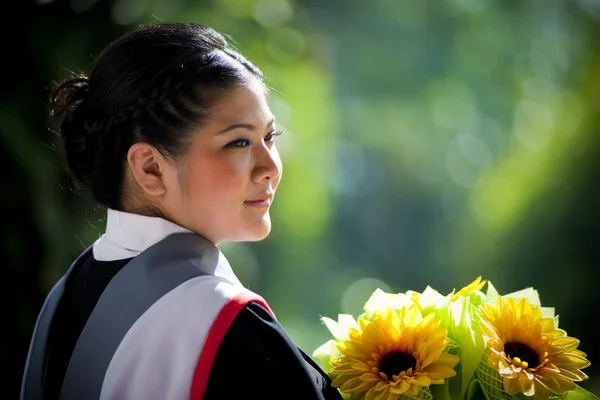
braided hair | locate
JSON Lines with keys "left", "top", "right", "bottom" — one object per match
{"left": 50, "top": 22, "right": 265, "bottom": 210}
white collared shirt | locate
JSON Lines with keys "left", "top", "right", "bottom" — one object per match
{"left": 93, "top": 208, "right": 243, "bottom": 287}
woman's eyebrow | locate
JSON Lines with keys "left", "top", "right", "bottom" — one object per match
{"left": 218, "top": 123, "right": 255, "bottom": 134}
{"left": 217, "top": 119, "right": 276, "bottom": 134}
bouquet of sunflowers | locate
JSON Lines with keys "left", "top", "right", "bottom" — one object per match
{"left": 313, "top": 277, "right": 598, "bottom": 400}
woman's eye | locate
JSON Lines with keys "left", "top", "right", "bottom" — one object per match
{"left": 265, "top": 130, "right": 283, "bottom": 142}
{"left": 226, "top": 138, "right": 251, "bottom": 148}
{"left": 226, "top": 131, "right": 282, "bottom": 148}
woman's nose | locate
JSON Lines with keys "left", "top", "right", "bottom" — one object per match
{"left": 252, "top": 143, "right": 282, "bottom": 183}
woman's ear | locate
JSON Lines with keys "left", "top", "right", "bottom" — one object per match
{"left": 126, "top": 142, "right": 168, "bottom": 196}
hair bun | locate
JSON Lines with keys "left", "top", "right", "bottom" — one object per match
{"left": 49, "top": 75, "right": 90, "bottom": 118}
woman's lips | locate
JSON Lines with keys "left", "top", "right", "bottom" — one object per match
{"left": 244, "top": 198, "right": 272, "bottom": 207}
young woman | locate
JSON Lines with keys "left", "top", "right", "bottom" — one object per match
{"left": 21, "top": 22, "right": 342, "bottom": 400}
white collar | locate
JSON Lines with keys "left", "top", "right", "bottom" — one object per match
{"left": 93, "top": 209, "right": 243, "bottom": 287}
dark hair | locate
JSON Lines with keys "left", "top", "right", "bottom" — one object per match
{"left": 50, "top": 22, "right": 265, "bottom": 210}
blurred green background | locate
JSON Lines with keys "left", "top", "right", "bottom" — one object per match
{"left": 4, "top": 0, "right": 599, "bottom": 397}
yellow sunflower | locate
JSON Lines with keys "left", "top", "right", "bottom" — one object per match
{"left": 480, "top": 296, "right": 590, "bottom": 398}
{"left": 329, "top": 306, "right": 459, "bottom": 400}
{"left": 451, "top": 276, "right": 487, "bottom": 302}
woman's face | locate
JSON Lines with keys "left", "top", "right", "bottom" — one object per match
{"left": 161, "top": 78, "right": 282, "bottom": 244}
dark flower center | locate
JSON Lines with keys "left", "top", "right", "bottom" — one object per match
{"left": 378, "top": 351, "right": 417, "bottom": 380}
{"left": 504, "top": 342, "right": 539, "bottom": 367}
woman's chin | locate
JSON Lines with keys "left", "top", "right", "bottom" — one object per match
{"left": 245, "top": 218, "right": 272, "bottom": 241}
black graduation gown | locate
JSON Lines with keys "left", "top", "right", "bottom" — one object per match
{"left": 41, "top": 254, "right": 342, "bottom": 400}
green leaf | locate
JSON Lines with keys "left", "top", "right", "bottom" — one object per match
{"left": 417, "top": 285, "right": 449, "bottom": 315}
{"left": 541, "top": 306, "right": 555, "bottom": 318}
{"left": 446, "top": 360, "right": 463, "bottom": 400}
{"left": 312, "top": 339, "right": 337, "bottom": 372}
{"left": 466, "top": 290, "right": 486, "bottom": 308}
{"left": 485, "top": 281, "right": 500, "bottom": 304}
{"left": 465, "top": 379, "right": 491, "bottom": 400}
{"left": 501, "top": 286, "right": 541, "bottom": 307}
{"left": 564, "top": 385, "right": 600, "bottom": 400}
{"left": 433, "top": 300, "right": 455, "bottom": 334}
{"left": 362, "top": 289, "right": 414, "bottom": 319}
{"left": 429, "top": 382, "right": 453, "bottom": 400}
{"left": 449, "top": 297, "right": 486, "bottom": 397}
{"left": 321, "top": 314, "right": 358, "bottom": 340}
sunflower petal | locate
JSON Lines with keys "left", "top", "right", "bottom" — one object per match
{"left": 361, "top": 373, "right": 383, "bottom": 382}
{"left": 552, "top": 353, "right": 591, "bottom": 369}
{"left": 503, "top": 375, "right": 523, "bottom": 395}
{"left": 388, "top": 379, "right": 410, "bottom": 394}
{"left": 422, "top": 363, "right": 457, "bottom": 380}
{"left": 341, "top": 376, "right": 376, "bottom": 393}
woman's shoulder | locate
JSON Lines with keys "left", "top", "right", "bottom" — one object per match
{"left": 119, "top": 274, "right": 264, "bottom": 340}
{"left": 100, "top": 276, "right": 267, "bottom": 399}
